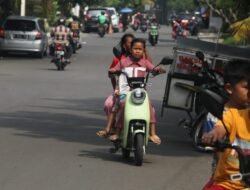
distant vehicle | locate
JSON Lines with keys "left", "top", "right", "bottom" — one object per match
{"left": 187, "top": 15, "right": 208, "bottom": 36}
{"left": 84, "top": 8, "right": 109, "bottom": 32}
{"left": 105, "top": 7, "right": 120, "bottom": 32}
{"left": 177, "top": 12, "right": 193, "bottom": 30}
{"left": 0, "top": 16, "right": 48, "bottom": 58}
{"left": 148, "top": 25, "right": 159, "bottom": 46}
{"left": 53, "top": 43, "right": 68, "bottom": 71}
{"left": 97, "top": 23, "right": 107, "bottom": 37}
{"left": 166, "top": 14, "right": 177, "bottom": 26}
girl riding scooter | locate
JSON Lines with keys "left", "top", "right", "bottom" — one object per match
{"left": 109, "top": 38, "right": 165, "bottom": 145}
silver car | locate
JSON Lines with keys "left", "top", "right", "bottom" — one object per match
{"left": 0, "top": 16, "right": 48, "bottom": 58}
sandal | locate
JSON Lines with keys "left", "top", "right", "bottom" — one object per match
{"left": 96, "top": 130, "right": 109, "bottom": 138}
{"left": 149, "top": 135, "right": 161, "bottom": 145}
{"left": 108, "top": 134, "right": 119, "bottom": 141}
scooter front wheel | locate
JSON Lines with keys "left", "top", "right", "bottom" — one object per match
{"left": 134, "top": 133, "right": 144, "bottom": 166}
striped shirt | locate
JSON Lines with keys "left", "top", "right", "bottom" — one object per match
{"left": 51, "top": 25, "right": 72, "bottom": 45}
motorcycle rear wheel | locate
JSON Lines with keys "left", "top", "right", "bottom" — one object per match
{"left": 192, "top": 116, "right": 214, "bottom": 152}
{"left": 150, "top": 40, "right": 155, "bottom": 46}
{"left": 134, "top": 133, "right": 144, "bottom": 166}
{"left": 56, "top": 59, "right": 63, "bottom": 71}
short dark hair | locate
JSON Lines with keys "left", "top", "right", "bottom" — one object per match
{"left": 131, "top": 38, "right": 146, "bottom": 49}
{"left": 223, "top": 59, "right": 250, "bottom": 85}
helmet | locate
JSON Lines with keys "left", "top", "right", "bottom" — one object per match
{"left": 101, "top": 11, "right": 106, "bottom": 15}
{"left": 58, "top": 18, "right": 65, "bottom": 25}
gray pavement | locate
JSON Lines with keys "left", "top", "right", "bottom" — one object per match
{"left": 0, "top": 25, "right": 211, "bottom": 190}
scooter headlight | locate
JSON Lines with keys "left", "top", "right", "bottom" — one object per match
{"left": 131, "top": 88, "right": 146, "bottom": 105}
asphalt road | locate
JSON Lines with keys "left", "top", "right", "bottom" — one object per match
{"left": 0, "top": 26, "right": 211, "bottom": 190}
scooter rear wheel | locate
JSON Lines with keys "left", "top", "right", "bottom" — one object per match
{"left": 122, "top": 148, "right": 130, "bottom": 159}
{"left": 134, "top": 133, "right": 144, "bottom": 166}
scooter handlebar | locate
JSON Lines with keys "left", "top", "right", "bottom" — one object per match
{"left": 197, "top": 139, "right": 232, "bottom": 151}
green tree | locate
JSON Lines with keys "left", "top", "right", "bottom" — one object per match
{"left": 41, "top": 0, "right": 59, "bottom": 25}
{"left": 198, "top": 0, "right": 250, "bottom": 24}
{"left": 0, "top": 0, "right": 20, "bottom": 24}
{"left": 167, "top": 0, "right": 196, "bottom": 12}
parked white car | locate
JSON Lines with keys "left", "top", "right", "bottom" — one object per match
{"left": 105, "top": 7, "right": 120, "bottom": 32}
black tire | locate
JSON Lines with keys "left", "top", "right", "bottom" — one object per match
{"left": 57, "top": 59, "right": 62, "bottom": 71}
{"left": 72, "top": 43, "right": 76, "bottom": 54}
{"left": 36, "top": 51, "right": 44, "bottom": 58}
{"left": 98, "top": 31, "right": 105, "bottom": 37}
{"left": 149, "top": 36, "right": 155, "bottom": 46}
{"left": 192, "top": 115, "right": 213, "bottom": 152}
{"left": 134, "top": 133, "right": 144, "bottom": 166}
{"left": 122, "top": 148, "right": 130, "bottom": 159}
{"left": 150, "top": 39, "right": 155, "bottom": 46}
{"left": 44, "top": 48, "right": 48, "bottom": 56}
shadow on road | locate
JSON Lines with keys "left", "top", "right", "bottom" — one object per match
{"left": 0, "top": 97, "right": 209, "bottom": 158}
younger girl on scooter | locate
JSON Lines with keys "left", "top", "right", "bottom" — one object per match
{"left": 108, "top": 38, "right": 165, "bottom": 144}
{"left": 96, "top": 33, "right": 135, "bottom": 138}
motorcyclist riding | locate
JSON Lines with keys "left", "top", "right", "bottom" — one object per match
{"left": 68, "top": 16, "right": 80, "bottom": 36}
{"left": 171, "top": 17, "right": 186, "bottom": 39}
{"left": 121, "top": 13, "right": 130, "bottom": 32}
{"left": 97, "top": 11, "right": 109, "bottom": 31}
{"left": 50, "top": 18, "right": 73, "bottom": 63}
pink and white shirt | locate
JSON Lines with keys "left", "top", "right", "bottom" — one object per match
{"left": 112, "top": 56, "right": 156, "bottom": 94}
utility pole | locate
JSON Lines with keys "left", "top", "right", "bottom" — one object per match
{"left": 21, "top": 0, "right": 26, "bottom": 16}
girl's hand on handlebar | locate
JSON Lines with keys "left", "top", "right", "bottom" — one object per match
{"left": 153, "top": 67, "right": 166, "bottom": 75}
{"left": 114, "top": 89, "right": 120, "bottom": 96}
{"left": 158, "top": 67, "right": 166, "bottom": 74}
{"left": 109, "top": 68, "right": 116, "bottom": 73}
{"left": 108, "top": 69, "right": 117, "bottom": 78}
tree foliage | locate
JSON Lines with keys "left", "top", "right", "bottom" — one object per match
{"left": 0, "top": 0, "right": 20, "bottom": 24}
{"left": 198, "top": 0, "right": 250, "bottom": 24}
{"left": 167, "top": 0, "right": 196, "bottom": 12}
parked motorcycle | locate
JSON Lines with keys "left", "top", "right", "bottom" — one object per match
{"left": 53, "top": 43, "right": 68, "bottom": 71}
{"left": 148, "top": 25, "right": 159, "bottom": 46}
{"left": 98, "top": 24, "right": 106, "bottom": 37}
{"left": 109, "top": 57, "right": 171, "bottom": 166}
{"left": 175, "top": 51, "right": 227, "bottom": 152}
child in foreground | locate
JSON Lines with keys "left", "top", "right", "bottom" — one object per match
{"left": 202, "top": 60, "right": 250, "bottom": 190}
{"left": 202, "top": 59, "right": 250, "bottom": 190}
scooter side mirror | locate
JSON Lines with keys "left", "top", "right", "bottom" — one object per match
{"left": 160, "top": 56, "right": 173, "bottom": 65}
{"left": 195, "top": 51, "right": 205, "bottom": 61}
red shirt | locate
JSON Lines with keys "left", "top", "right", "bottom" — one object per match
{"left": 109, "top": 55, "right": 126, "bottom": 69}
